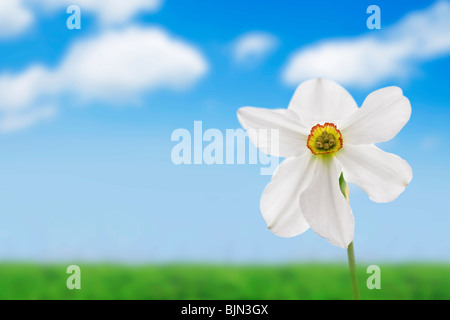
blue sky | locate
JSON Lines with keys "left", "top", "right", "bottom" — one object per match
{"left": 0, "top": 0, "right": 449, "bottom": 263}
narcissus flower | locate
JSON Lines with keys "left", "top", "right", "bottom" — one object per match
{"left": 237, "top": 78, "right": 412, "bottom": 248}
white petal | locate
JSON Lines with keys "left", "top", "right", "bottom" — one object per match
{"left": 237, "top": 106, "right": 309, "bottom": 157}
{"left": 260, "top": 153, "right": 315, "bottom": 238}
{"left": 299, "top": 158, "right": 354, "bottom": 248}
{"left": 288, "top": 78, "right": 358, "bottom": 126}
{"left": 336, "top": 144, "right": 413, "bottom": 203}
{"left": 340, "top": 87, "right": 411, "bottom": 145}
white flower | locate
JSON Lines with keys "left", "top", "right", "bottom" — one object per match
{"left": 237, "top": 78, "right": 413, "bottom": 248}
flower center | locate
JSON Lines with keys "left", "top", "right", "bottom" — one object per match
{"left": 307, "top": 123, "right": 343, "bottom": 155}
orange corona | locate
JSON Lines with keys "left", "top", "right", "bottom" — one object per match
{"left": 307, "top": 122, "right": 343, "bottom": 155}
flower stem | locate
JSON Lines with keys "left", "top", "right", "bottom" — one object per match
{"left": 347, "top": 242, "right": 361, "bottom": 300}
{"left": 339, "top": 173, "right": 361, "bottom": 300}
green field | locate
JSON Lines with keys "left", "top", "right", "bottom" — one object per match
{"left": 0, "top": 264, "right": 448, "bottom": 300}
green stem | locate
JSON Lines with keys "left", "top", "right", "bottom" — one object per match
{"left": 339, "top": 173, "right": 361, "bottom": 300}
{"left": 347, "top": 242, "right": 361, "bottom": 300}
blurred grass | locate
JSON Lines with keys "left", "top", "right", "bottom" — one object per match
{"left": 0, "top": 264, "right": 448, "bottom": 300}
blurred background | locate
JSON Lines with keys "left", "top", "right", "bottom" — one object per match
{"left": 0, "top": 0, "right": 449, "bottom": 299}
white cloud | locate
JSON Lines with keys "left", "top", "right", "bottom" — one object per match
{"left": 0, "top": 0, "right": 34, "bottom": 38}
{"left": 282, "top": 1, "right": 450, "bottom": 88}
{"left": 232, "top": 31, "right": 279, "bottom": 64}
{"left": 2, "top": 0, "right": 163, "bottom": 37}
{"left": 0, "top": 26, "right": 208, "bottom": 131}
{"left": 34, "top": 0, "right": 163, "bottom": 24}
{"left": 57, "top": 27, "right": 208, "bottom": 101}
{"left": 0, "top": 66, "right": 53, "bottom": 111}
{"left": 0, "top": 106, "right": 56, "bottom": 133}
